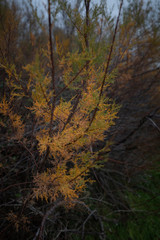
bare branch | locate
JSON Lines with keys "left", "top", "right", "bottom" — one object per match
{"left": 88, "top": 0, "right": 123, "bottom": 128}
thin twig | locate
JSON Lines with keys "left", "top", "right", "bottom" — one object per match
{"left": 56, "top": 62, "right": 88, "bottom": 98}
{"left": 146, "top": 117, "right": 160, "bottom": 133}
{"left": 40, "top": 0, "right": 56, "bottom": 169}
{"left": 35, "top": 200, "right": 65, "bottom": 240}
{"left": 88, "top": 0, "right": 123, "bottom": 128}
{"left": 81, "top": 210, "right": 96, "bottom": 239}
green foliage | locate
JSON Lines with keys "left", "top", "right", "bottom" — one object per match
{"left": 107, "top": 169, "right": 160, "bottom": 240}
